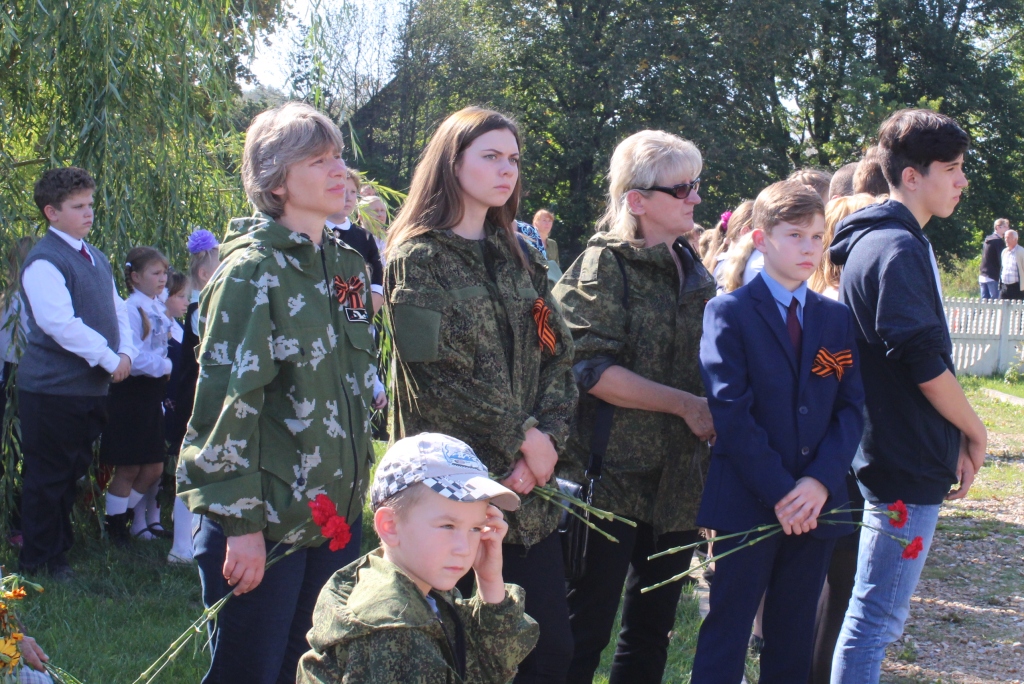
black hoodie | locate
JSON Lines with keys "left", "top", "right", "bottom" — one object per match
{"left": 829, "top": 200, "right": 959, "bottom": 505}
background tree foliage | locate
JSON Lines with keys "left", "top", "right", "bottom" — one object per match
{"left": 346, "top": 0, "right": 1024, "bottom": 264}
{"left": 0, "top": 0, "right": 285, "bottom": 276}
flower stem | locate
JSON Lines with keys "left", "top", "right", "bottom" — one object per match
{"left": 641, "top": 528, "right": 784, "bottom": 593}
{"left": 537, "top": 494, "right": 620, "bottom": 543}
{"left": 648, "top": 523, "right": 781, "bottom": 561}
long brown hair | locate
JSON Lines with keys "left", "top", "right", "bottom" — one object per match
{"left": 385, "top": 107, "right": 528, "bottom": 268}
{"left": 810, "top": 193, "right": 879, "bottom": 294}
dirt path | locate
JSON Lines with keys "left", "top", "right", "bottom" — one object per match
{"left": 882, "top": 456, "right": 1024, "bottom": 684}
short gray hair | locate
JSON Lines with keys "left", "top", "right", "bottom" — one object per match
{"left": 1006, "top": 229, "right": 1018, "bottom": 241}
{"left": 241, "top": 102, "right": 345, "bottom": 219}
{"left": 598, "top": 130, "right": 702, "bottom": 243}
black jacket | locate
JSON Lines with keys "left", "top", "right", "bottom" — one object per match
{"left": 829, "top": 200, "right": 959, "bottom": 505}
{"left": 980, "top": 232, "right": 1005, "bottom": 280}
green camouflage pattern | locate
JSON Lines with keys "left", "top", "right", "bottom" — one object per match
{"left": 552, "top": 232, "right": 715, "bottom": 535}
{"left": 297, "top": 549, "right": 539, "bottom": 684}
{"left": 384, "top": 226, "right": 577, "bottom": 547}
{"left": 176, "top": 214, "right": 377, "bottom": 543}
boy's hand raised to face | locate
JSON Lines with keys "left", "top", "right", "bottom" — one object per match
{"left": 774, "top": 477, "right": 829, "bottom": 535}
{"left": 473, "top": 505, "right": 508, "bottom": 604}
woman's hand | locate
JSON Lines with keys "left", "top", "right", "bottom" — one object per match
{"left": 501, "top": 459, "right": 537, "bottom": 495}
{"left": 223, "top": 531, "right": 267, "bottom": 596}
{"left": 473, "top": 505, "right": 509, "bottom": 604}
{"left": 676, "top": 393, "right": 716, "bottom": 442}
{"left": 519, "top": 427, "right": 558, "bottom": 486}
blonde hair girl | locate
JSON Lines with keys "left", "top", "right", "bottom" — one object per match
{"left": 809, "top": 193, "right": 879, "bottom": 297}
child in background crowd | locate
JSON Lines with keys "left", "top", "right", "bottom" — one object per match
{"left": 18, "top": 167, "right": 137, "bottom": 579}
{"left": 129, "top": 268, "right": 190, "bottom": 544}
{"left": 298, "top": 433, "right": 539, "bottom": 684}
{"left": 161, "top": 269, "right": 193, "bottom": 563}
{"left": 101, "top": 246, "right": 173, "bottom": 547}
{"left": 171, "top": 229, "right": 219, "bottom": 455}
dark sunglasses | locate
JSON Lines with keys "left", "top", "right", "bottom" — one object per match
{"left": 642, "top": 178, "right": 701, "bottom": 200}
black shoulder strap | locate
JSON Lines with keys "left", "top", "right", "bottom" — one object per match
{"left": 588, "top": 249, "right": 629, "bottom": 481}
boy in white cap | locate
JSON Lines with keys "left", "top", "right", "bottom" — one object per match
{"left": 297, "top": 433, "right": 540, "bottom": 683}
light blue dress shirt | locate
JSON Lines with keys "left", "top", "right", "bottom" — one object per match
{"left": 759, "top": 270, "right": 807, "bottom": 327}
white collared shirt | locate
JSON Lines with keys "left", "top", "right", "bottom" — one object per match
{"left": 125, "top": 290, "right": 173, "bottom": 377}
{"left": 1002, "top": 246, "right": 1020, "bottom": 285}
{"left": 21, "top": 227, "right": 138, "bottom": 373}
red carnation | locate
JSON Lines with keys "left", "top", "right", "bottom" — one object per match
{"left": 901, "top": 536, "right": 924, "bottom": 560}
{"left": 887, "top": 500, "right": 908, "bottom": 529}
{"left": 324, "top": 516, "right": 352, "bottom": 551}
{"left": 308, "top": 494, "right": 338, "bottom": 528}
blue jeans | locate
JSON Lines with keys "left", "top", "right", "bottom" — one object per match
{"left": 193, "top": 514, "right": 363, "bottom": 684}
{"left": 830, "top": 502, "right": 940, "bottom": 684}
{"left": 980, "top": 280, "right": 999, "bottom": 299}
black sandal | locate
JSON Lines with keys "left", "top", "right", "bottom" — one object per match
{"left": 147, "top": 524, "right": 173, "bottom": 539}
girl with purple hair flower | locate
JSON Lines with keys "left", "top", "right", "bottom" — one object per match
{"left": 165, "top": 227, "right": 220, "bottom": 564}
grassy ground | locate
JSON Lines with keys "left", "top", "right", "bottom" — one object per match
{"left": 3, "top": 379, "right": 1021, "bottom": 683}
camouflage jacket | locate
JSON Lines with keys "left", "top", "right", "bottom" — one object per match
{"left": 176, "top": 214, "right": 377, "bottom": 543}
{"left": 297, "top": 549, "right": 539, "bottom": 684}
{"left": 552, "top": 232, "right": 715, "bottom": 534}
{"left": 385, "top": 225, "right": 577, "bottom": 547}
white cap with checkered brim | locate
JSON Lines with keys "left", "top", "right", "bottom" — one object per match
{"left": 370, "top": 433, "right": 521, "bottom": 512}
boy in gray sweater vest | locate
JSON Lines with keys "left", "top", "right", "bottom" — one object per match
{"left": 18, "top": 167, "right": 137, "bottom": 579}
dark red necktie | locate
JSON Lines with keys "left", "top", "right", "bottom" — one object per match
{"left": 79, "top": 244, "right": 91, "bottom": 262}
{"left": 787, "top": 298, "right": 802, "bottom": 354}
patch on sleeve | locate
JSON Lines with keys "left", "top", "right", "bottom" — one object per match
{"left": 393, "top": 303, "right": 442, "bottom": 363}
{"left": 579, "top": 247, "right": 604, "bottom": 283}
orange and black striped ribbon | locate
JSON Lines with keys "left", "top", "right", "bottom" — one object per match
{"left": 532, "top": 298, "right": 557, "bottom": 355}
{"left": 333, "top": 275, "right": 364, "bottom": 309}
{"left": 811, "top": 348, "right": 853, "bottom": 380}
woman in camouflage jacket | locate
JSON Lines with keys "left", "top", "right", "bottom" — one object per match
{"left": 177, "top": 103, "right": 376, "bottom": 684}
{"left": 552, "top": 131, "right": 716, "bottom": 684}
{"left": 384, "top": 107, "right": 577, "bottom": 684}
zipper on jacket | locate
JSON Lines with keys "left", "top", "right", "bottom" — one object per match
{"left": 321, "top": 244, "right": 361, "bottom": 521}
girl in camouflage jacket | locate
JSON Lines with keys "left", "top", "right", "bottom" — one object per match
{"left": 552, "top": 131, "right": 716, "bottom": 684}
{"left": 384, "top": 107, "right": 577, "bottom": 683}
{"left": 176, "top": 103, "right": 377, "bottom": 684}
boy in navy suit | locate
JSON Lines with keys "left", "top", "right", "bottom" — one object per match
{"left": 692, "top": 181, "right": 865, "bottom": 684}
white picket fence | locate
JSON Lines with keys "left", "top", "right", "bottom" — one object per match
{"left": 944, "top": 297, "right": 1024, "bottom": 375}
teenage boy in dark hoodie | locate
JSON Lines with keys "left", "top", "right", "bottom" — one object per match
{"left": 828, "top": 109, "right": 987, "bottom": 683}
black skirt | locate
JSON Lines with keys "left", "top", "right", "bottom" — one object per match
{"left": 100, "top": 375, "right": 168, "bottom": 466}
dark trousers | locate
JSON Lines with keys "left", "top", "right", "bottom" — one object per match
{"left": 1001, "top": 282, "right": 1022, "bottom": 299}
{"left": 809, "top": 529, "right": 860, "bottom": 684}
{"left": 691, "top": 531, "right": 835, "bottom": 684}
{"left": 458, "top": 530, "right": 573, "bottom": 684}
{"left": 18, "top": 390, "right": 107, "bottom": 571}
{"left": 567, "top": 518, "right": 700, "bottom": 684}
{"left": 194, "top": 514, "right": 363, "bottom": 684}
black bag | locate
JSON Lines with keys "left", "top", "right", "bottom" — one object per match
{"left": 559, "top": 250, "right": 629, "bottom": 582}
{"left": 559, "top": 400, "right": 615, "bottom": 582}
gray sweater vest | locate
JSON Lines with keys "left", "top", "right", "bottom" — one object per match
{"left": 19, "top": 231, "right": 120, "bottom": 396}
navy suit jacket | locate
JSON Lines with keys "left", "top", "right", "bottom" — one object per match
{"left": 697, "top": 274, "right": 865, "bottom": 538}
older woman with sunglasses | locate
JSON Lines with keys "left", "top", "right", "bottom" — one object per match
{"left": 553, "top": 130, "right": 716, "bottom": 684}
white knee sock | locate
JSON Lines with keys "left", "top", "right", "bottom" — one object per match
{"left": 128, "top": 488, "right": 150, "bottom": 537}
{"left": 127, "top": 488, "right": 144, "bottom": 509}
{"left": 169, "top": 496, "right": 194, "bottom": 560}
{"left": 145, "top": 481, "right": 161, "bottom": 527}
{"left": 106, "top": 493, "right": 129, "bottom": 516}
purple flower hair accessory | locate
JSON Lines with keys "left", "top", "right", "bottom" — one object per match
{"left": 187, "top": 229, "right": 219, "bottom": 254}
{"left": 720, "top": 211, "right": 732, "bottom": 234}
